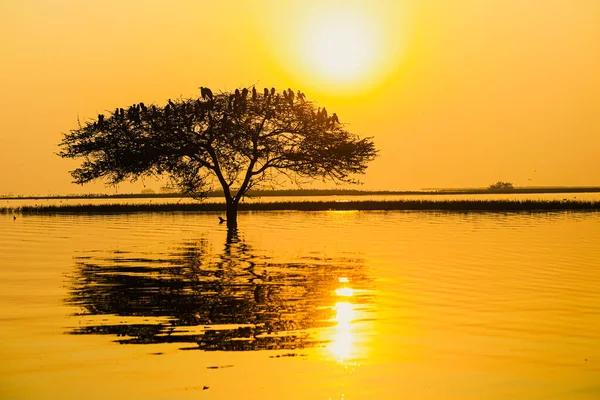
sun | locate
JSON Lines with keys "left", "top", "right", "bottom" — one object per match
{"left": 298, "top": 8, "right": 380, "bottom": 86}
{"left": 261, "top": 2, "right": 407, "bottom": 94}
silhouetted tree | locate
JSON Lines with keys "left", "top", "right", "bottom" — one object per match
{"left": 59, "top": 87, "right": 378, "bottom": 228}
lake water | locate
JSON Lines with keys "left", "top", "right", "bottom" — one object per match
{"left": 1, "top": 211, "right": 599, "bottom": 399}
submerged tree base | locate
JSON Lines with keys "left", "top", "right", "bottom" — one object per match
{"left": 2, "top": 200, "right": 599, "bottom": 215}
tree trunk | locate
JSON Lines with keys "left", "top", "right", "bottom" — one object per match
{"left": 226, "top": 202, "right": 238, "bottom": 229}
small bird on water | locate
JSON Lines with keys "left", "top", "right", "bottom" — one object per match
{"left": 218, "top": 216, "right": 226, "bottom": 224}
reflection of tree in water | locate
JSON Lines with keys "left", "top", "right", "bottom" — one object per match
{"left": 66, "top": 229, "right": 370, "bottom": 351}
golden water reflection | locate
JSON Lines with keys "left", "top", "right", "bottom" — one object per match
{"left": 3, "top": 212, "right": 600, "bottom": 399}
{"left": 65, "top": 229, "right": 374, "bottom": 355}
{"left": 335, "top": 287, "right": 354, "bottom": 297}
{"left": 330, "top": 301, "right": 355, "bottom": 361}
{"left": 328, "top": 276, "right": 373, "bottom": 364}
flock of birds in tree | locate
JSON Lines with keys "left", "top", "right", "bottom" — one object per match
{"left": 92, "top": 87, "right": 340, "bottom": 130}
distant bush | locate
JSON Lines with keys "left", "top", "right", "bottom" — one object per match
{"left": 488, "top": 181, "right": 514, "bottom": 192}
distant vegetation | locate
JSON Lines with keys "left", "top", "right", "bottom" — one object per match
{"left": 2, "top": 186, "right": 600, "bottom": 200}
{"left": 425, "top": 186, "right": 600, "bottom": 195}
{"left": 487, "top": 181, "right": 515, "bottom": 192}
{"left": 2, "top": 200, "right": 598, "bottom": 215}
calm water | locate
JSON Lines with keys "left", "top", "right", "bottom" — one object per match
{"left": 1, "top": 211, "right": 599, "bottom": 399}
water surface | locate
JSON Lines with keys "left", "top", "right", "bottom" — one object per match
{"left": 1, "top": 211, "right": 599, "bottom": 399}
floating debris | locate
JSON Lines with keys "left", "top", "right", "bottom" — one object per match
{"left": 269, "top": 353, "right": 308, "bottom": 358}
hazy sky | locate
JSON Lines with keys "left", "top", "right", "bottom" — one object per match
{"left": 1, "top": 0, "right": 599, "bottom": 195}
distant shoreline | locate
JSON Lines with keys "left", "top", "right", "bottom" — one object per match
{"left": 2, "top": 200, "right": 599, "bottom": 214}
{"left": 2, "top": 187, "right": 600, "bottom": 200}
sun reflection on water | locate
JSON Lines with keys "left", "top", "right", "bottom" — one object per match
{"left": 329, "top": 276, "right": 360, "bottom": 362}
{"left": 335, "top": 287, "right": 354, "bottom": 297}
{"left": 330, "top": 301, "right": 355, "bottom": 361}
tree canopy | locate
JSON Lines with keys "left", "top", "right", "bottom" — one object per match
{"left": 59, "top": 87, "right": 378, "bottom": 227}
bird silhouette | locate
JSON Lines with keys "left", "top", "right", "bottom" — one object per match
{"left": 264, "top": 88, "right": 269, "bottom": 97}
{"left": 200, "top": 87, "right": 213, "bottom": 101}
{"left": 218, "top": 216, "right": 226, "bottom": 224}
{"left": 252, "top": 87, "right": 257, "bottom": 101}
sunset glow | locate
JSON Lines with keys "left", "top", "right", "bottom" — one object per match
{"left": 299, "top": 9, "right": 378, "bottom": 84}
{"left": 2, "top": 1, "right": 598, "bottom": 195}
{"left": 1, "top": 2, "right": 599, "bottom": 398}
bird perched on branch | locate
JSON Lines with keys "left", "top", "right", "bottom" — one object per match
{"left": 200, "top": 87, "right": 213, "bottom": 101}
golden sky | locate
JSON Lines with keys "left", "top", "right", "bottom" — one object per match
{"left": 1, "top": 0, "right": 599, "bottom": 195}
